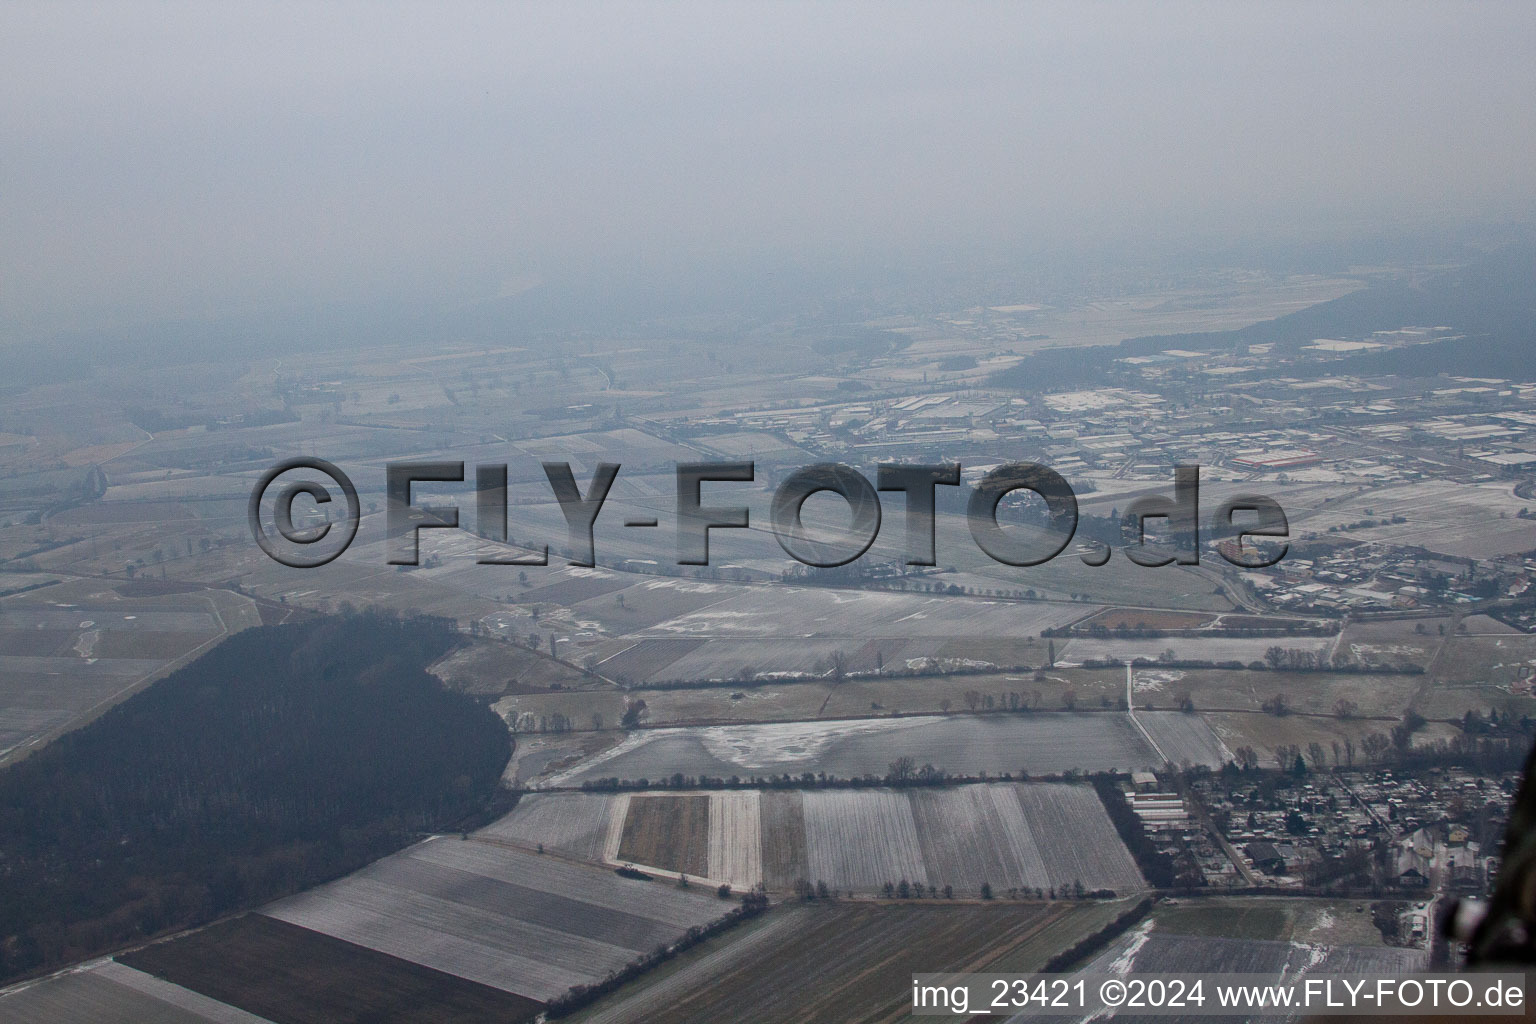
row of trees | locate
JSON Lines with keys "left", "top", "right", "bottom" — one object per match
{"left": 1092, "top": 775, "right": 1179, "bottom": 888}
{"left": 866, "top": 878, "right": 1105, "bottom": 901}
{"left": 544, "top": 887, "right": 770, "bottom": 1018}
{"left": 1224, "top": 714, "right": 1532, "bottom": 775}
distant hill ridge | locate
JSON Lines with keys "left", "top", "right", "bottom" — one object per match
{"left": 991, "top": 244, "right": 1536, "bottom": 390}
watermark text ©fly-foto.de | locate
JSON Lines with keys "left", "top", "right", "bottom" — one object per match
{"left": 249, "top": 458, "right": 1289, "bottom": 571}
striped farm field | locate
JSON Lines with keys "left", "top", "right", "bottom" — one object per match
{"left": 793, "top": 783, "right": 1143, "bottom": 895}
{"left": 1013, "top": 783, "right": 1146, "bottom": 893}
{"left": 571, "top": 902, "right": 1132, "bottom": 1024}
{"left": 118, "top": 914, "right": 540, "bottom": 1024}
{"left": 909, "top": 783, "right": 1049, "bottom": 892}
{"left": 261, "top": 835, "right": 734, "bottom": 1003}
{"left": 472, "top": 782, "right": 1143, "bottom": 896}
{"left": 479, "top": 791, "right": 618, "bottom": 861}
{"left": 1137, "top": 710, "right": 1233, "bottom": 769}
{"left": 707, "top": 790, "right": 762, "bottom": 889}
{"left": 760, "top": 790, "right": 809, "bottom": 889}
{"left": 803, "top": 789, "right": 930, "bottom": 890}
{"left": 0, "top": 960, "right": 272, "bottom": 1024}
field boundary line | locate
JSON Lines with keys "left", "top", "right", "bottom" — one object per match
{"left": 1126, "top": 664, "right": 1170, "bottom": 766}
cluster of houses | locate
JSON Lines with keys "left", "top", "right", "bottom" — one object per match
{"left": 1176, "top": 768, "right": 1515, "bottom": 899}
{"left": 1122, "top": 772, "right": 1239, "bottom": 888}
{"left": 1247, "top": 546, "right": 1516, "bottom": 617}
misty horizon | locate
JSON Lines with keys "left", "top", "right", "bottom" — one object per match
{"left": 3, "top": 1, "right": 1534, "bottom": 347}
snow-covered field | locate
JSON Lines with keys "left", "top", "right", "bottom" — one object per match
{"left": 262, "top": 835, "right": 731, "bottom": 1001}
{"left": 479, "top": 782, "right": 1145, "bottom": 896}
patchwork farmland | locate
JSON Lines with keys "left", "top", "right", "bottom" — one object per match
{"left": 571, "top": 901, "right": 1138, "bottom": 1024}
{"left": 0, "top": 959, "right": 273, "bottom": 1024}
{"left": 484, "top": 783, "right": 1143, "bottom": 895}
{"left": 119, "top": 914, "right": 541, "bottom": 1024}
{"left": 261, "top": 835, "right": 734, "bottom": 1003}
{"left": 0, "top": 581, "right": 259, "bottom": 762}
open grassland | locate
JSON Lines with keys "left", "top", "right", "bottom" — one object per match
{"left": 624, "top": 668, "right": 1127, "bottom": 730}
{"left": 1152, "top": 897, "right": 1387, "bottom": 947}
{"left": 572, "top": 578, "right": 745, "bottom": 633}
{"left": 617, "top": 795, "right": 710, "bottom": 876}
{"left": 497, "top": 684, "right": 629, "bottom": 733}
{"left": 1080, "top": 608, "right": 1218, "bottom": 631}
{"left": 0, "top": 960, "right": 270, "bottom": 1024}
{"left": 581, "top": 587, "right": 1092, "bottom": 684}
{"left": 262, "top": 836, "right": 732, "bottom": 1002}
{"left": 1437, "top": 634, "right": 1536, "bottom": 685}
{"left": 1307, "top": 480, "right": 1536, "bottom": 561}
{"left": 1205, "top": 712, "right": 1404, "bottom": 767}
{"left": 1060, "top": 634, "right": 1334, "bottom": 666}
{"left": 513, "top": 567, "right": 634, "bottom": 607}
{"left": 1338, "top": 617, "right": 1444, "bottom": 670}
{"left": 1036, "top": 933, "right": 1425, "bottom": 1024}
{"left": 1136, "top": 668, "right": 1425, "bottom": 719}
{"left": 572, "top": 902, "right": 1134, "bottom": 1024}
{"left": 1412, "top": 681, "right": 1536, "bottom": 721}
{"left": 959, "top": 558, "right": 1235, "bottom": 612}
{"left": 655, "top": 638, "right": 862, "bottom": 684}
{"left": 504, "top": 730, "right": 625, "bottom": 787}
{"left": 550, "top": 712, "right": 1184, "bottom": 786}
{"left": 634, "top": 588, "right": 1087, "bottom": 643}
{"left": 595, "top": 638, "right": 707, "bottom": 682}
{"left": 931, "top": 636, "right": 1047, "bottom": 666}
{"left": 119, "top": 914, "right": 540, "bottom": 1024}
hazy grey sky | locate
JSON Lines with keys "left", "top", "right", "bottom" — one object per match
{"left": 2, "top": 1, "right": 1533, "bottom": 338}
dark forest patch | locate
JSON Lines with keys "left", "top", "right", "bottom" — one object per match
{"left": 0, "top": 611, "right": 512, "bottom": 984}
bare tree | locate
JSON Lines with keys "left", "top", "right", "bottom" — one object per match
{"left": 1307, "top": 742, "right": 1327, "bottom": 771}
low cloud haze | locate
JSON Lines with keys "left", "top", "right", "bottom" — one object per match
{"left": 3, "top": 1, "right": 1533, "bottom": 341}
